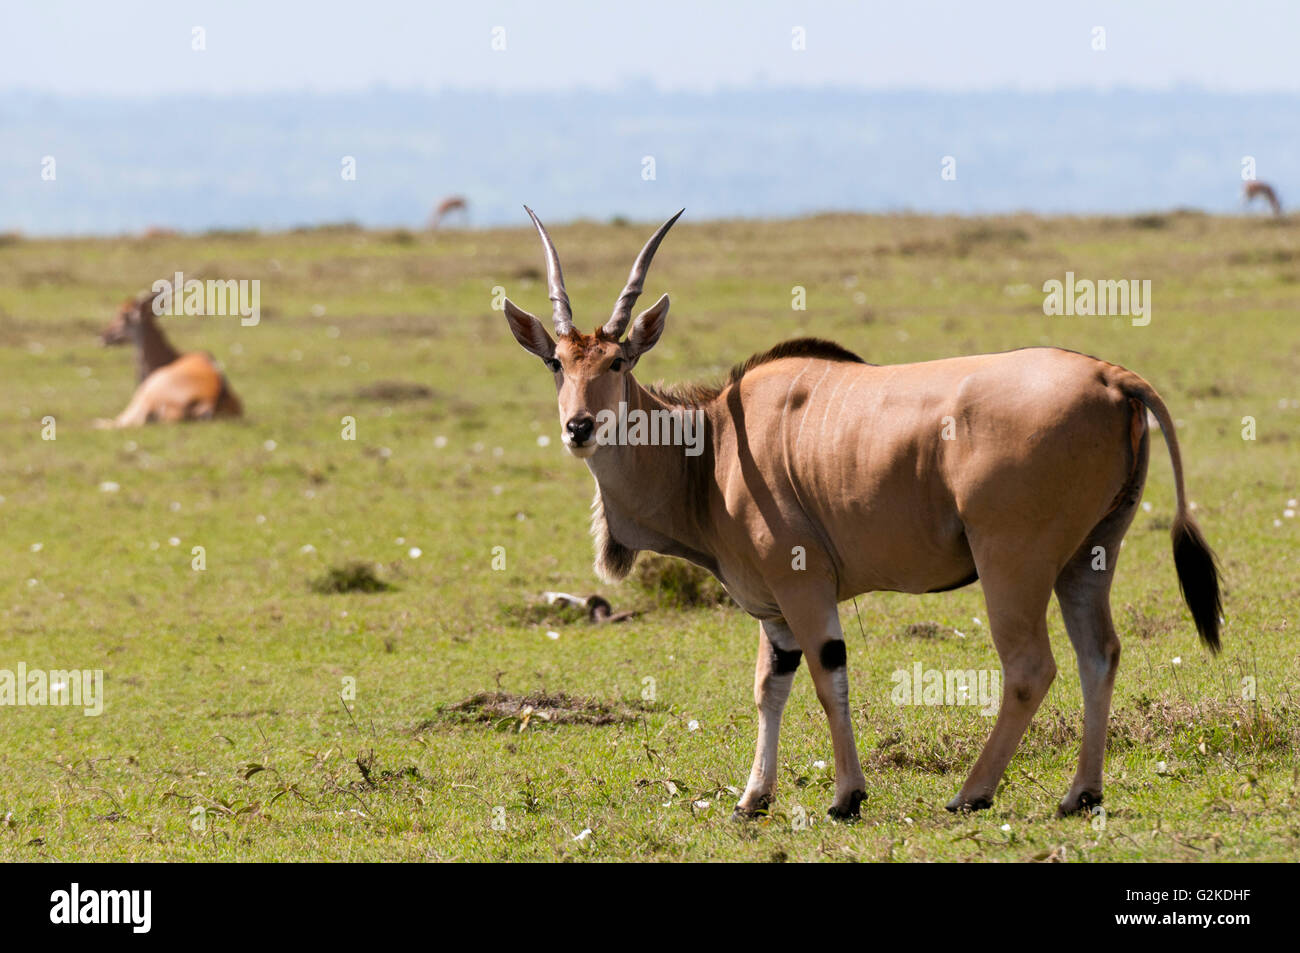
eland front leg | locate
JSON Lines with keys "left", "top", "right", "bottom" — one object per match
{"left": 775, "top": 590, "right": 868, "bottom": 819}
{"left": 734, "top": 619, "right": 801, "bottom": 817}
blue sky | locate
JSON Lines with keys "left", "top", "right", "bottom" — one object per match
{"left": 3, "top": 0, "right": 1298, "bottom": 96}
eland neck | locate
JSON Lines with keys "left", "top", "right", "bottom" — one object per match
{"left": 132, "top": 310, "right": 181, "bottom": 383}
{"left": 583, "top": 374, "right": 718, "bottom": 571}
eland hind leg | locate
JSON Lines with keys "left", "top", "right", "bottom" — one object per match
{"left": 1054, "top": 429, "right": 1147, "bottom": 815}
{"left": 947, "top": 544, "right": 1058, "bottom": 812}
{"left": 1053, "top": 549, "right": 1122, "bottom": 816}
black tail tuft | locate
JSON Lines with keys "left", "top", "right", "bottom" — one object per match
{"left": 1171, "top": 515, "right": 1222, "bottom": 654}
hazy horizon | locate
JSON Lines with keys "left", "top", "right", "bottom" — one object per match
{"left": 3, "top": 86, "right": 1295, "bottom": 237}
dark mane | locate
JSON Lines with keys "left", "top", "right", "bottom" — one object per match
{"left": 644, "top": 379, "right": 727, "bottom": 407}
{"left": 645, "top": 337, "right": 867, "bottom": 407}
{"left": 726, "top": 337, "right": 867, "bottom": 384}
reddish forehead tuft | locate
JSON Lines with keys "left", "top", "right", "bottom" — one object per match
{"left": 557, "top": 331, "right": 618, "bottom": 364}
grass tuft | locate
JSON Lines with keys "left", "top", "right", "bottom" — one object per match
{"left": 310, "top": 561, "right": 394, "bottom": 594}
{"left": 630, "top": 555, "right": 732, "bottom": 608}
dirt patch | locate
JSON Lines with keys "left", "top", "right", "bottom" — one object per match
{"left": 210, "top": 707, "right": 282, "bottom": 719}
{"left": 1227, "top": 248, "right": 1298, "bottom": 265}
{"left": 1121, "top": 602, "right": 1179, "bottom": 640}
{"left": 1128, "top": 213, "right": 1169, "bottom": 229}
{"left": 353, "top": 749, "right": 425, "bottom": 790}
{"left": 425, "top": 691, "right": 651, "bottom": 732}
{"left": 501, "top": 601, "right": 591, "bottom": 628}
{"left": 883, "top": 238, "right": 952, "bottom": 257}
{"left": 1185, "top": 381, "right": 1242, "bottom": 399}
{"left": 868, "top": 732, "right": 969, "bottom": 774}
{"left": 355, "top": 380, "right": 433, "bottom": 401}
{"left": 379, "top": 228, "right": 418, "bottom": 245}
{"left": 954, "top": 223, "right": 1031, "bottom": 248}
{"left": 897, "top": 621, "right": 954, "bottom": 639}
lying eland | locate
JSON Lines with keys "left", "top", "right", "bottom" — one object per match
{"left": 97, "top": 290, "right": 243, "bottom": 427}
{"left": 502, "top": 208, "right": 1222, "bottom": 819}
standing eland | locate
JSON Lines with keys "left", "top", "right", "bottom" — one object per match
{"left": 1242, "top": 180, "right": 1282, "bottom": 216}
{"left": 502, "top": 208, "right": 1222, "bottom": 819}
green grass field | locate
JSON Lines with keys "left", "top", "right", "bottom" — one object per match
{"left": 0, "top": 212, "right": 1296, "bottom": 861}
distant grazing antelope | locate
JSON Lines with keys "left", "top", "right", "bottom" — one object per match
{"left": 1243, "top": 181, "right": 1282, "bottom": 216}
{"left": 97, "top": 291, "right": 242, "bottom": 427}
{"left": 503, "top": 208, "right": 1222, "bottom": 819}
{"left": 429, "top": 195, "right": 469, "bottom": 229}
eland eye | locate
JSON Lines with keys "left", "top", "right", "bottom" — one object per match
{"left": 545, "top": 358, "right": 561, "bottom": 373}
{"left": 609, "top": 358, "right": 625, "bottom": 372}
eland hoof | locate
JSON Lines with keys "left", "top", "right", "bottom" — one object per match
{"left": 826, "top": 790, "right": 866, "bottom": 821}
{"left": 945, "top": 793, "right": 993, "bottom": 813}
{"left": 1056, "top": 790, "right": 1103, "bottom": 818}
{"left": 732, "top": 795, "right": 771, "bottom": 820}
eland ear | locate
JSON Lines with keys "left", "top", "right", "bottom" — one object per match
{"left": 624, "top": 293, "right": 669, "bottom": 360}
{"left": 503, "top": 298, "right": 557, "bottom": 361}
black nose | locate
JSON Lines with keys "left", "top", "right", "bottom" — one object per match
{"left": 566, "top": 417, "right": 595, "bottom": 444}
